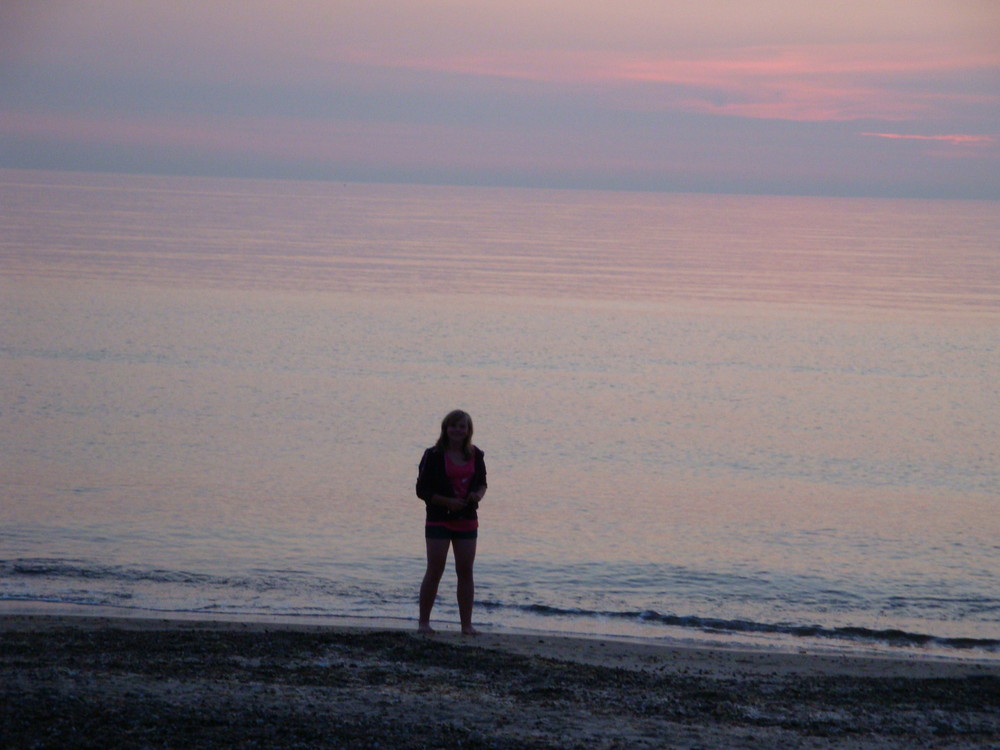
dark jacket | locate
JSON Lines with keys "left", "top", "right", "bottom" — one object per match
{"left": 415, "top": 446, "right": 487, "bottom": 523}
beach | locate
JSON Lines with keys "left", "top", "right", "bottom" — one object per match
{"left": 2, "top": 613, "right": 998, "bottom": 749}
{"left": 3, "top": 174, "right": 999, "bottom": 747}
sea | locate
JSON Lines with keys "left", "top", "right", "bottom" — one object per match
{"left": 2, "top": 168, "right": 998, "bottom": 659}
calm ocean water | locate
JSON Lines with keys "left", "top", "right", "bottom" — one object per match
{"left": 2, "top": 169, "right": 999, "bottom": 657}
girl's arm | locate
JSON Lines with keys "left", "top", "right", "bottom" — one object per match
{"left": 468, "top": 449, "right": 487, "bottom": 504}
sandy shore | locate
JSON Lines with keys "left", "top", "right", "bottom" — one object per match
{"left": 2, "top": 614, "right": 998, "bottom": 749}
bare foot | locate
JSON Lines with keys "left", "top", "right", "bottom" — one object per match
{"left": 461, "top": 625, "right": 479, "bottom": 636}
{"left": 417, "top": 622, "right": 435, "bottom": 634}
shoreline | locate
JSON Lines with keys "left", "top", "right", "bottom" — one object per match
{"left": 3, "top": 598, "right": 998, "bottom": 668}
{"left": 3, "top": 612, "right": 999, "bottom": 748}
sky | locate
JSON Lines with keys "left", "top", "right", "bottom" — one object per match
{"left": 1, "top": 0, "right": 999, "bottom": 198}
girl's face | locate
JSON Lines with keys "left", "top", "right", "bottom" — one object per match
{"left": 446, "top": 417, "right": 470, "bottom": 445}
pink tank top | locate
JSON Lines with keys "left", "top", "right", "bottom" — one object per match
{"left": 445, "top": 451, "right": 475, "bottom": 498}
{"left": 428, "top": 452, "right": 478, "bottom": 532}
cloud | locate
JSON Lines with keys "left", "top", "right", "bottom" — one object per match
{"left": 2, "top": 1, "right": 999, "bottom": 196}
{"left": 861, "top": 132, "right": 996, "bottom": 145}
{"left": 342, "top": 40, "right": 1000, "bottom": 123}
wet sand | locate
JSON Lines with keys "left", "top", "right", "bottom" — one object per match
{"left": 2, "top": 614, "right": 998, "bottom": 748}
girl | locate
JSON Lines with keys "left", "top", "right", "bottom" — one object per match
{"left": 415, "top": 410, "right": 487, "bottom": 634}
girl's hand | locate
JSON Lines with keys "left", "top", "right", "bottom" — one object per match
{"left": 445, "top": 497, "right": 467, "bottom": 513}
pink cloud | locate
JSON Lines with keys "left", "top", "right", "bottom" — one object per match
{"left": 341, "top": 42, "right": 1000, "bottom": 123}
{"left": 604, "top": 45, "right": 999, "bottom": 119}
{"left": 860, "top": 132, "right": 996, "bottom": 145}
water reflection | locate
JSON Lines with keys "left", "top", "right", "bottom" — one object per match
{"left": 1, "top": 171, "right": 997, "bottom": 643}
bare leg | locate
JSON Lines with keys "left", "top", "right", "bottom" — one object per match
{"left": 418, "top": 537, "right": 451, "bottom": 632}
{"left": 452, "top": 537, "right": 478, "bottom": 634}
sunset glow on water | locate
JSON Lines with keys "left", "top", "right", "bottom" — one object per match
{"left": 2, "top": 170, "right": 998, "bottom": 654}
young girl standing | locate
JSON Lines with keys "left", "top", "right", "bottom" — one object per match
{"left": 415, "top": 410, "right": 487, "bottom": 634}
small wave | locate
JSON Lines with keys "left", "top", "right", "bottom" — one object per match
{"left": 0, "top": 558, "right": 387, "bottom": 602}
{"left": 6, "top": 558, "right": 997, "bottom": 654}
{"left": 519, "top": 604, "right": 1000, "bottom": 652}
{"left": 4, "top": 559, "right": 218, "bottom": 586}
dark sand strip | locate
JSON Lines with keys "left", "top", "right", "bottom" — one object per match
{"left": 2, "top": 615, "right": 999, "bottom": 749}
